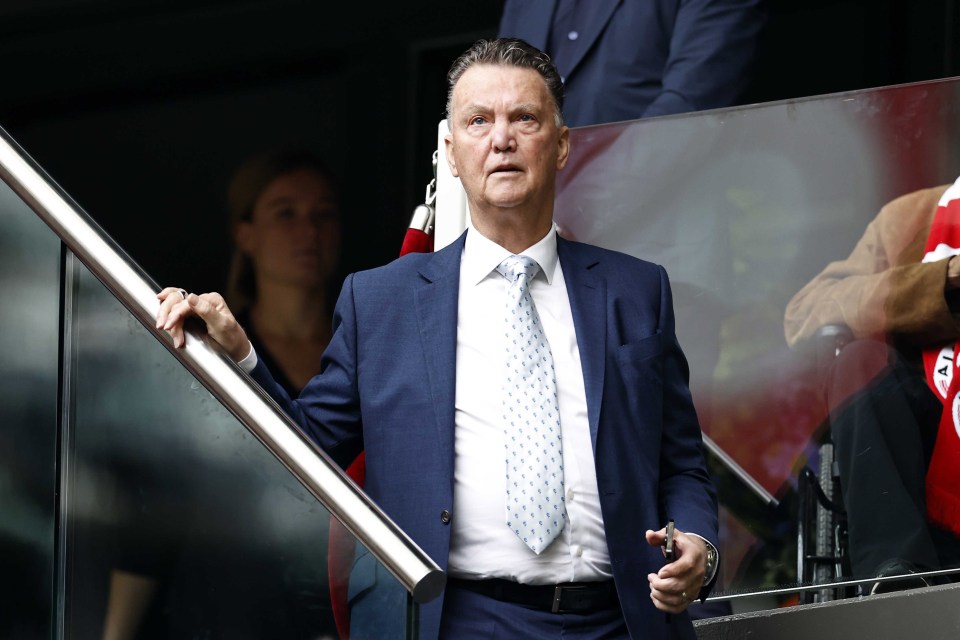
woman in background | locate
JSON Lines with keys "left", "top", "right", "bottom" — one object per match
{"left": 104, "top": 148, "right": 343, "bottom": 640}
{"left": 226, "top": 148, "right": 342, "bottom": 396}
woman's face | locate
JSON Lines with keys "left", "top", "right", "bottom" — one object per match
{"left": 235, "top": 168, "right": 342, "bottom": 290}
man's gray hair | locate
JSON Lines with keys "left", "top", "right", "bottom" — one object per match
{"left": 445, "top": 38, "right": 565, "bottom": 127}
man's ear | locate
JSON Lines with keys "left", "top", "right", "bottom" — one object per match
{"left": 444, "top": 133, "right": 460, "bottom": 178}
{"left": 556, "top": 126, "right": 571, "bottom": 171}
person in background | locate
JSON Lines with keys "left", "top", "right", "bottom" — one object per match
{"left": 225, "top": 148, "right": 343, "bottom": 397}
{"left": 498, "top": 0, "right": 765, "bottom": 127}
{"left": 103, "top": 149, "right": 342, "bottom": 640}
{"left": 784, "top": 180, "right": 960, "bottom": 593}
{"left": 158, "top": 38, "right": 719, "bottom": 639}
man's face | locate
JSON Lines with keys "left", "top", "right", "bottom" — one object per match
{"left": 444, "top": 64, "right": 569, "bottom": 219}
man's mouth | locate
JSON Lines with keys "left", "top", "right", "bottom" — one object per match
{"left": 491, "top": 165, "right": 522, "bottom": 174}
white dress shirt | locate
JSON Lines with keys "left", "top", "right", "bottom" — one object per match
{"left": 446, "top": 225, "right": 613, "bottom": 584}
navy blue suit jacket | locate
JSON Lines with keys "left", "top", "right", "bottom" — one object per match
{"left": 252, "top": 232, "right": 718, "bottom": 639}
{"left": 498, "top": 0, "right": 765, "bottom": 126}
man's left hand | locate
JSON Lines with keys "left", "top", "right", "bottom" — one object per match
{"left": 644, "top": 527, "right": 707, "bottom": 614}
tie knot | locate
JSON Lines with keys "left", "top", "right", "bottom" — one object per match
{"left": 497, "top": 255, "right": 540, "bottom": 282}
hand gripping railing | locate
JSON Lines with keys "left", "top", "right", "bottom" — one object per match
{"left": 0, "top": 129, "right": 445, "bottom": 604}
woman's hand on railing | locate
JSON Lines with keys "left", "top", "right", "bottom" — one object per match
{"left": 156, "top": 287, "right": 251, "bottom": 362}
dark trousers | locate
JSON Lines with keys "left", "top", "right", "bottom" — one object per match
{"left": 827, "top": 340, "right": 960, "bottom": 578}
{"left": 439, "top": 580, "right": 629, "bottom": 639}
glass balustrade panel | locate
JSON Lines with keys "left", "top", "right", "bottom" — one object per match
{"left": 550, "top": 77, "right": 960, "bottom": 613}
{"left": 0, "top": 171, "right": 60, "bottom": 639}
{"left": 63, "top": 263, "right": 416, "bottom": 639}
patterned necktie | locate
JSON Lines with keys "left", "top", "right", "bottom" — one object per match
{"left": 497, "top": 255, "right": 566, "bottom": 554}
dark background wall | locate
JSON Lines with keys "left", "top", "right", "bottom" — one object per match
{"left": 1, "top": 0, "right": 958, "bottom": 294}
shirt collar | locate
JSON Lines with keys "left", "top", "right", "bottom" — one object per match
{"left": 462, "top": 224, "right": 559, "bottom": 286}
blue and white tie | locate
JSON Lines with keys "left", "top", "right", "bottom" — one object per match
{"left": 498, "top": 255, "right": 566, "bottom": 555}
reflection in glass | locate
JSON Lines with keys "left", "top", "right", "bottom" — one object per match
{"left": 550, "top": 78, "right": 960, "bottom": 609}
{"left": 0, "top": 171, "right": 60, "bottom": 639}
{"left": 63, "top": 264, "right": 412, "bottom": 638}
{"left": 2, "top": 124, "right": 423, "bottom": 637}
{"left": 785, "top": 181, "right": 960, "bottom": 595}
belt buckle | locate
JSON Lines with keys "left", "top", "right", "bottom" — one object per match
{"left": 552, "top": 583, "right": 586, "bottom": 613}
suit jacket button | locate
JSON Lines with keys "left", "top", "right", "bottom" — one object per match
{"left": 440, "top": 509, "right": 451, "bottom": 524}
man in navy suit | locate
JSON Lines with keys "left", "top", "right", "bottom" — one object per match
{"left": 159, "top": 38, "right": 718, "bottom": 639}
{"left": 499, "top": 0, "right": 765, "bottom": 126}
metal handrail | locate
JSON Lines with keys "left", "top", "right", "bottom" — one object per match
{"left": 0, "top": 129, "right": 445, "bottom": 604}
{"left": 703, "top": 566, "right": 960, "bottom": 604}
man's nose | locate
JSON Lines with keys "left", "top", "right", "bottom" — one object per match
{"left": 491, "top": 120, "right": 517, "bottom": 152}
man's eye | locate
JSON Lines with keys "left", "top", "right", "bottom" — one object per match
{"left": 275, "top": 208, "right": 295, "bottom": 220}
{"left": 518, "top": 114, "right": 534, "bottom": 122}
{"left": 470, "top": 116, "right": 486, "bottom": 126}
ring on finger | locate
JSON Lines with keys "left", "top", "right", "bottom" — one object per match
{"left": 178, "top": 288, "right": 188, "bottom": 301}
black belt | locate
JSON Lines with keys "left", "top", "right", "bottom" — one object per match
{"left": 449, "top": 578, "right": 618, "bottom": 614}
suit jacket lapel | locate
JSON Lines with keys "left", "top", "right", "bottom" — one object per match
{"left": 564, "top": 0, "right": 621, "bottom": 79}
{"left": 558, "top": 237, "right": 606, "bottom": 452}
{"left": 414, "top": 232, "right": 465, "bottom": 478}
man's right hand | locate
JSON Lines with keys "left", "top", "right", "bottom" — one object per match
{"left": 156, "top": 287, "right": 251, "bottom": 362}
